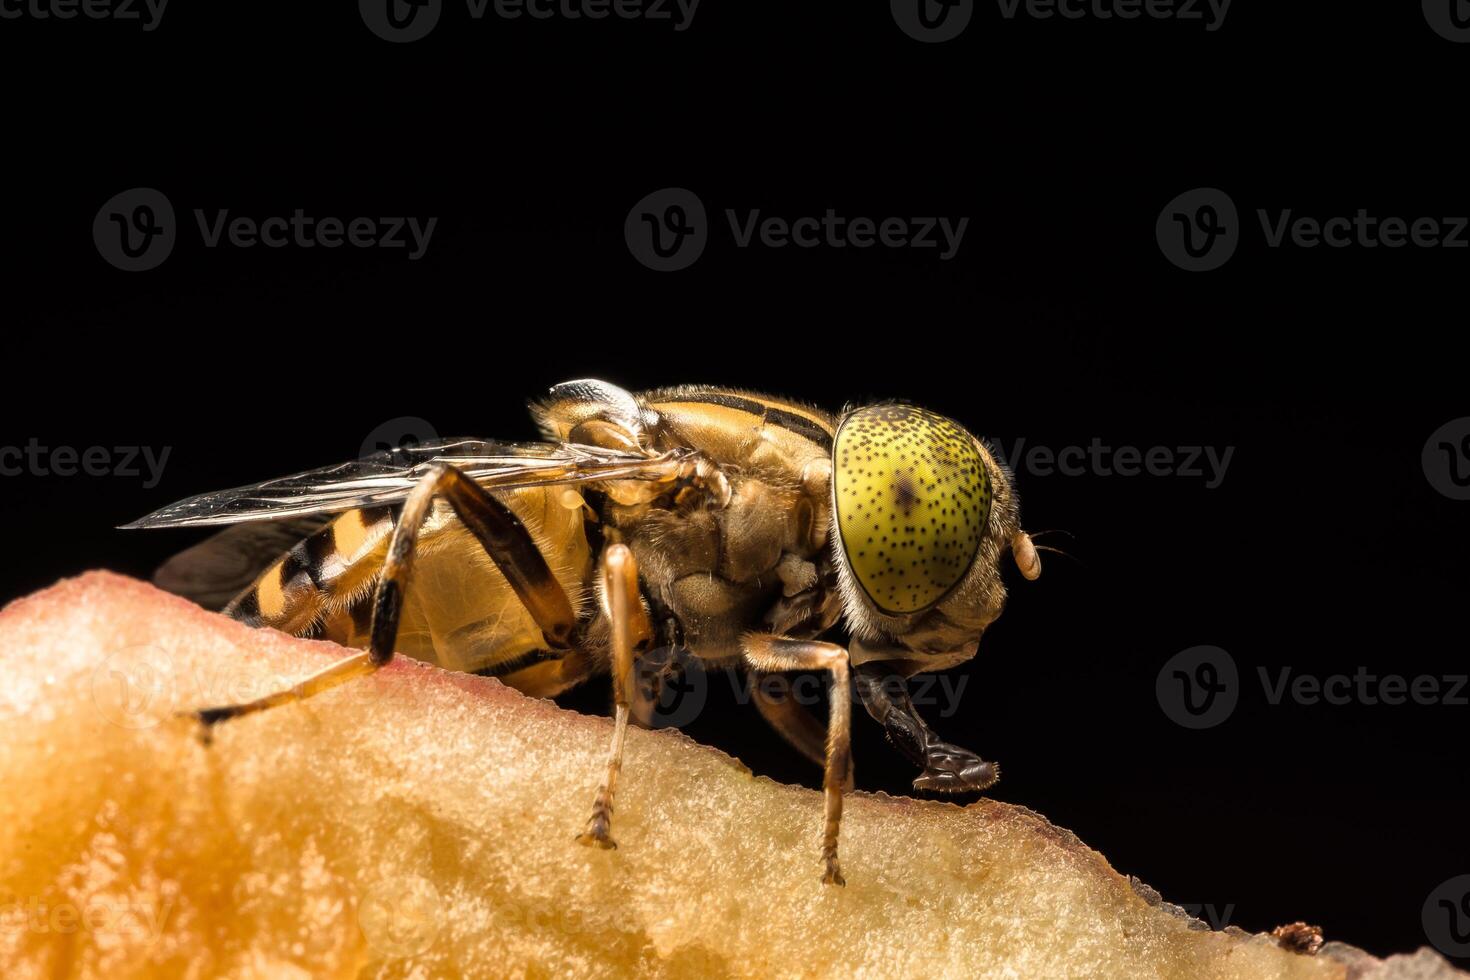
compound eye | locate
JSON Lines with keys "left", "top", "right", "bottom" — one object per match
{"left": 832, "top": 405, "right": 990, "bottom": 614}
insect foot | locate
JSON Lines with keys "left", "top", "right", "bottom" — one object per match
{"left": 822, "top": 854, "right": 846, "bottom": 887}
{"left": 575, "top": 797, "right": 618, "bottom": 850}
{"left": 176, "top": 706, "right": 238, "bottom": 747}
{"left": 912, "top": 741, "right": 1000, "bottom": 794}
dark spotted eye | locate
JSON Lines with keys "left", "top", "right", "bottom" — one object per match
{"left": 832, "top": 405, "right": 990, "bottom": 614}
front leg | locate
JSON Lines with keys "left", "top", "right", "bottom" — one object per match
{"left": 853, "top": 662, "right": 998, "bottom": 794}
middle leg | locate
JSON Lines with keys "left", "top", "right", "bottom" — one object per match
{"left": 576, "top": 543, "right": 653, "bottom": 849}
{"left": 750, "top": 671, "right": 855, "bottom": 792}
{"left": 742, "top": 634, "right": 851, "bottom": 886}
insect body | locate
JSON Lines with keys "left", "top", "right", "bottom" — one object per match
{"left": 129, "top": 381, "right": 1042, "bottom": 885}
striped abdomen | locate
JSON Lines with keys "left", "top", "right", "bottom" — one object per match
{"left": 224, "top": 486, "right": 596, "bottom": 679}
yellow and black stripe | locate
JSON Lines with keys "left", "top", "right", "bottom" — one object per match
{"left": 644, "top": 386, "right": 836, "bottom": 451}
{"left": 225, "top": 505, "right": 397, "bottom": 635}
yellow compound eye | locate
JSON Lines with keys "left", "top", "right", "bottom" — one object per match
{"left": 833, "top": 405, "right": 990, "bottom": 615}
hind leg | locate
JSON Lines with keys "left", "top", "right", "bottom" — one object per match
{"left": 186, "top": 463, "right": 578, "bottom": 735}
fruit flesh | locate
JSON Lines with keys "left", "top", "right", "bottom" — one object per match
{"left": 0, "top": 573, "right": 1365, "bottom": 978}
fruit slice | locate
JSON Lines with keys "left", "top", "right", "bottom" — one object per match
{"left": 0, "top": 573, "right": 1456, "bottom": 978}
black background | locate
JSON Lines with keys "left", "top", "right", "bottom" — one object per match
{"left": 2, "top": 0, "right": 1467, "bottom": 967}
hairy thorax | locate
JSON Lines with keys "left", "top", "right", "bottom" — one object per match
{"left": 605, "top": 470, "right": 827, "bottom": 663}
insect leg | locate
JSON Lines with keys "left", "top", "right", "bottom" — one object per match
{"left": 742, "top": 635, "right": 851, "bottom": 886}
{"left": 186, "top": 463, "right": 578, "bottom": 734}
{"left": 853, "top": 662, "right": 998, "bottom": 793}
{"left": 750, "top": 671, "right": 854, "bottom": 791}
{"left": 576, "top": 543, "right": 653, "bottom": 849}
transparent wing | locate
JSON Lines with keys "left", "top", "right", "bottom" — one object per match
{"left": 122, "top": 438, "right": 676, "bottom": 530}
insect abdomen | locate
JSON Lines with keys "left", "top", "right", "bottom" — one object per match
{"left": 224, "top": 488, "right": 595, "bottom": 676}
{"left": 226, "top": 505, "right": 396, "bottom": 635}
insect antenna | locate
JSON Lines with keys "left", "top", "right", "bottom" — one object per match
{"left": 1026, "top": 530, "right": 1082, "bottom": 566}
